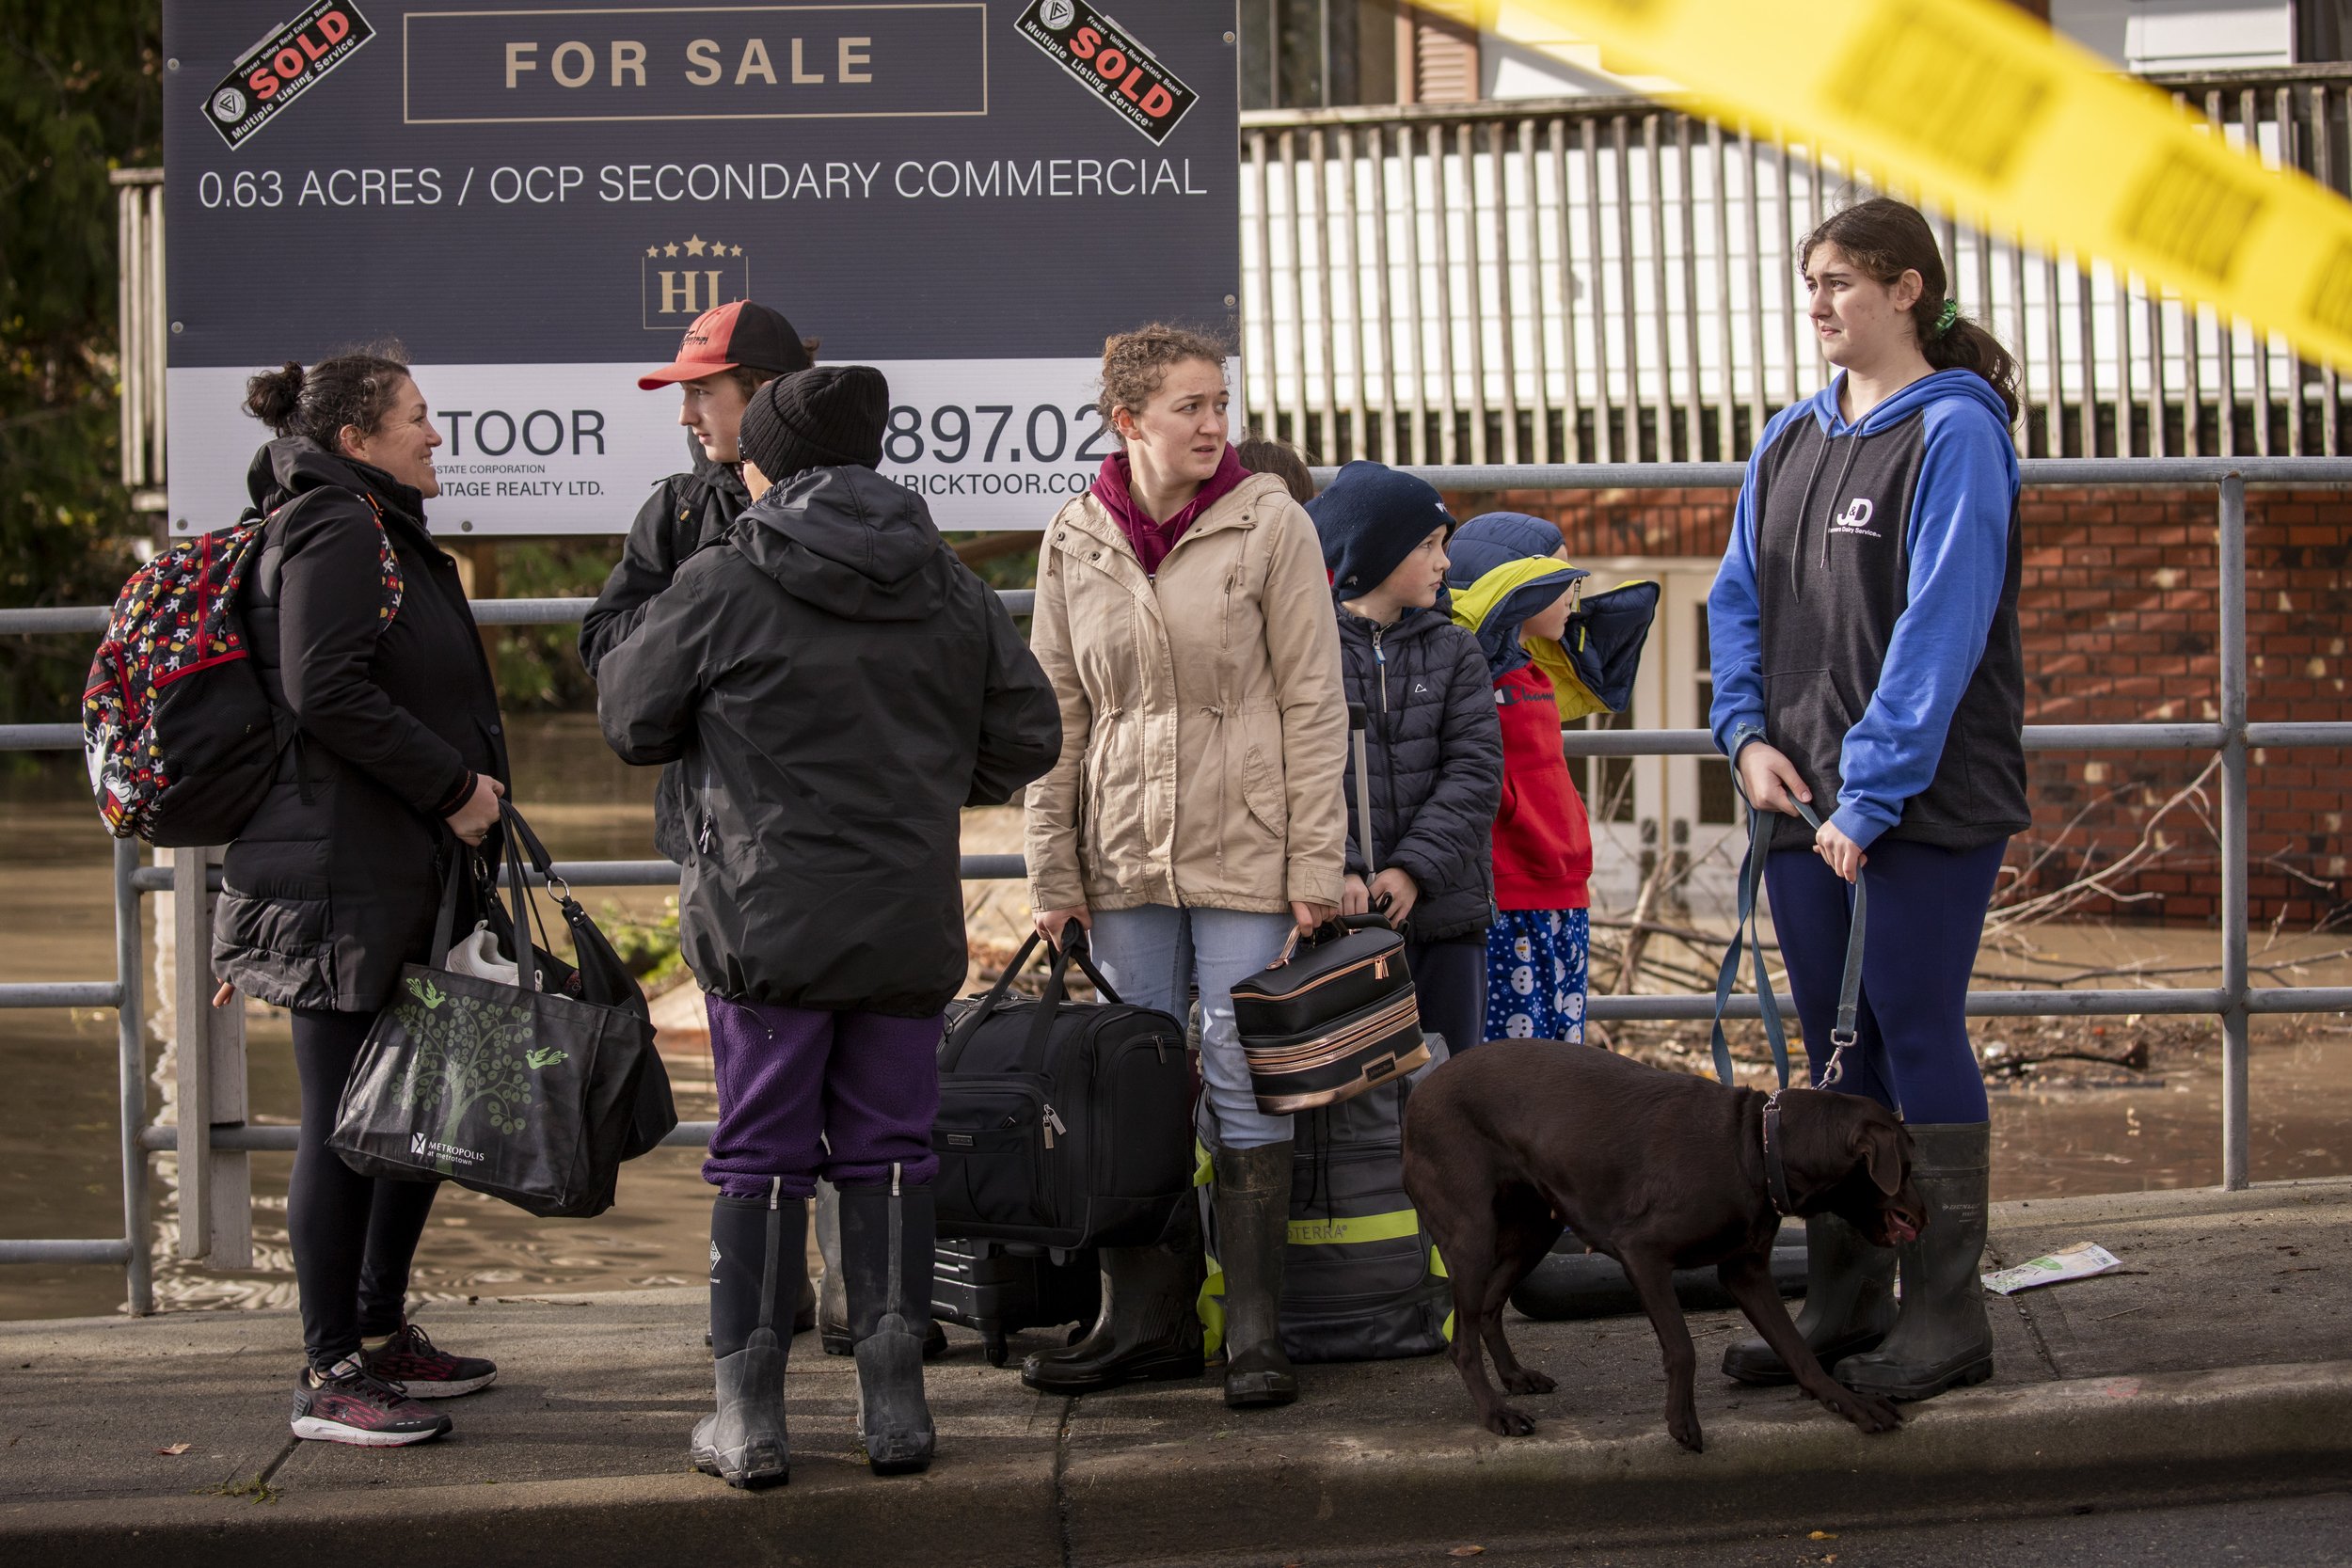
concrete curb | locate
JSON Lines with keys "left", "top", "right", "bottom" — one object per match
{"left": 1062, "top": 1358, "right": 2352, "bottom": 1562}
{"left": 9, "top": 1359, "right": 2351, "bottom": 1567}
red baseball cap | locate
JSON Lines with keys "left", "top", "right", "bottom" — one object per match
{"left": 638, "top": 300, "right": 814, "bottom": 389}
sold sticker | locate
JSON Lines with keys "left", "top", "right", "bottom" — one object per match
{"left": 205, "top": 0, "right": 374, "bottom": 150}
{"left": 1015, "top": 0, "right": 1196, "bottom": 145}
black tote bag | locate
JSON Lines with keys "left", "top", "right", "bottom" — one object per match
{"left": 327, "top": 802, "right": 666, "bottom": 1217}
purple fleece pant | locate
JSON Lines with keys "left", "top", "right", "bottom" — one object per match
{"left": 703, "top": 995, "right": 944, "bottom": 1200}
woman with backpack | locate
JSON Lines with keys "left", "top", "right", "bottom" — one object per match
{"left": 1024, "top": 325, "right": 1348, "bottom": 1410}
{"left": 1708, "top": 198, "right": 2027, "bottom": 1403}
{"left": 215, "top": 349, "right": 511, "bottom": 1449}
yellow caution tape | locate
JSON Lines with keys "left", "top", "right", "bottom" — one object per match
{"left": 1483, "top": 0, "right": 2352, "bottom": 370}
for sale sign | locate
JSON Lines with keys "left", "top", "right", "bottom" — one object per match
{"left": 162, "top": 2, "right": 1239, "bottom": 533}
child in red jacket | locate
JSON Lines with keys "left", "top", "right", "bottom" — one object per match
{"left": 1447, "top": 515, "right": 1594, "bottom": 1043}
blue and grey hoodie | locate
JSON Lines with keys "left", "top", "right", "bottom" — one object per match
{"left": 1706, "top": 369, "right": 2027, "bottom": 852}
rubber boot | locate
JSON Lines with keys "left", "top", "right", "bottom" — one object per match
{"left": 1838, "top": 1123, "right": 1994, "bottom": 1402}
{"left": 841, "top": 1168, "right": 937, "bottom": 1474}
{"left": 1022, "top": 1196, "right": 1205, "bottom": 1394}
{"left": 691, "top": 1180, "right": 799, "bottom": 1489}
{"left": 1721, "top": 1212, "right": 1896, "bottom": 1384}
{"left": 818, "top": 1179, "right": 946, "bottom": 1360}
{"left": 1214, "top": 1142, "right": 1297, "bottom": 1410}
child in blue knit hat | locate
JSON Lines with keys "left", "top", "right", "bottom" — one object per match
{"left": 1306, "top": 462, "right": 1503, "bottom": 1053}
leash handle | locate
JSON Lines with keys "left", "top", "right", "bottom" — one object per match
{"left": 1708, "top": 764, "right": 1867, "bottom": 1090}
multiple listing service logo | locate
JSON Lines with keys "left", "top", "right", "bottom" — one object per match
{"left": 642, "top": 235, "right": 753, "bottom": 329}
{"left": 1015, "top": 0, "right": 1196, "bottom": 145}
{"left": 206, "top": 0, "right": 375, "bottom": 150}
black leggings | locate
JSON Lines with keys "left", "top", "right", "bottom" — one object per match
{"left": 290, "top": 1006, "right": 439, "bottom": 1370}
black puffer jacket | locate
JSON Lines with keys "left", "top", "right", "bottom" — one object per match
{"left": 579, "top": 445, "right": 752, "bottom": 862}
{"left": 1335, "top": 602, "right": 1503, "bottom": 942}
{"left": 214, "top": 441, "right": 510, "bottom": 1013}
{"left": 596, "top": 466, "right": 1061, "bottom": 1015}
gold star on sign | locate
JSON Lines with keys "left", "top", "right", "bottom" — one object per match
{"left": 730, "top": 245, "right": 743, "bottom": 257}
{"left": 645, "top": 245, "right": 658, "bottom": 258}
{"left": 685, "top": 235, "right": 707, "bottom": 256}
{"left": 663, "top": 243, "right": 679, "bottom": 257}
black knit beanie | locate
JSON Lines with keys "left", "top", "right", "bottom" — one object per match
{"left": 737, "top": 365, "right": 890, "bottom": 481}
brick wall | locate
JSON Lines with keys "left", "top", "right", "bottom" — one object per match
{"left": 1438, "top": 484, "right": 2352, "bottom": 927}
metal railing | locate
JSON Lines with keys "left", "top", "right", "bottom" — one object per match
{"left": 3, "top": 460, "right": 2348, "bottom": 1313}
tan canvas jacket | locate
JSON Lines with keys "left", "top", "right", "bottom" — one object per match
{"left": 1024, "top": 470, "right": 1347, "bottom": 917}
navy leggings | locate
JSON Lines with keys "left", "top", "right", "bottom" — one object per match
{"left": 1762, "top": 836, "right": 2006, "bottom": 1124}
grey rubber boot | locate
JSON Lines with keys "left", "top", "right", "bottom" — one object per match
{"left": 1023, "top": 1196, "right": 1205, "bottom": 1395}
{"left": 1214, "top": 1142, "right": 1297, "bottom": 1410}
{"left": 1838, "top": 1122, "right": 1994, "bottom": 1402}
{"left": 818, "top": 1178, "right": 946, "bottom": 1360}
{"left": 691, "top": 1180, "right": 799, "bottom": 1489}
{"left": 841, "top": 1168, "right": 937, "bottom": 1474}
{"left": 1721, "top": 1212, "right": 1896, "bottom": 1384}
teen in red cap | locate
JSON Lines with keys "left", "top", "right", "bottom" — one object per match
{"left": 580, "top": 298, "right": 815, "bottom": 858}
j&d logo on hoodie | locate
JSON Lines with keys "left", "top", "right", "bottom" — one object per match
{"left": 1016, "top": 0, "right": 1197, "bottom": 145}
{"left": 1830, "top": 497, "right": 1882, "bottom": 539}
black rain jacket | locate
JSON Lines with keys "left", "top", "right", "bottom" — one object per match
{"left": 213, "top": 440, "right": 510, "bottom": 1013}
{"left": 579, "top": 445, "right": 753, "bottom": 861}
{"left": 1334, "top": 601, "right": 1504, "bottom": 942}
{"left": 595, "top": 466, "right": 1061, "bottom": 1016}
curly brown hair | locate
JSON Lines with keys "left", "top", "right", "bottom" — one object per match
{"left": 1096, "top": 324, "right": 1227, "bottom": 443}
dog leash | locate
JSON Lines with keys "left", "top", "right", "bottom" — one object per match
{"left": 1708, "top": 775, "right": 1866, "bottom": 1092}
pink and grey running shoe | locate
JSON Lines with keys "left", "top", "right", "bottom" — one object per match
{"left": 291, "top": 1354, "right": 453, "bottom": 1447}
{"left": 362, "top": 1323, "right": 499, "bottom": 1399}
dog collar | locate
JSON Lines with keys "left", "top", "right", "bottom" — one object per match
{"left": 1761, "top": 1091, "right": 1797, "bottom": 1217}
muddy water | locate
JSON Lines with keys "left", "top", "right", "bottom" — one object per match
{"left": 3, "top": 718, "right": 2348, "bottom": 1322}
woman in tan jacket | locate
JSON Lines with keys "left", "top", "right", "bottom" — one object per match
{"left": 1024, "top": 325, "right": 1347, "bottom": 1410}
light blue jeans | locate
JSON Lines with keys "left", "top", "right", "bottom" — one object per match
{"left": 1087, "top": 905, "right": 1297, "bottom": 1150}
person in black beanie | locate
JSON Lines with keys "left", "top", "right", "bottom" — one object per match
{"left": 596, "top": 365, "right": 1061, "bottom": 1488}
{"left": 1307, "top": 461, "right": 1503, "bottom": 1057}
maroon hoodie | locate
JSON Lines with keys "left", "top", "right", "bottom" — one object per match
{"left": 1089, "top": 445, "right": 1249, "bottom": 577}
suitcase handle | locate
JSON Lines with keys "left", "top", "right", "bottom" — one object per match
{"left": 944, "top": 923, "right": 1123, "bottom": 1069}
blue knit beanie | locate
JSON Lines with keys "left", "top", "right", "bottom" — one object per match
{"left": 1307, "top": 461, "right": 1456, "bottom": 596}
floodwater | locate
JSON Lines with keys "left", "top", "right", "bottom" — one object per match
{"left": 3, "top": 718, "right": 2347, "bottom": 1322}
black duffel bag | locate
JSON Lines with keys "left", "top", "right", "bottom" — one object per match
{"left": 327, "top": 801, "right": 670, "bottom": 1218}
{"left": 933, "top": 927, "right": 1190, "bottom": 1252}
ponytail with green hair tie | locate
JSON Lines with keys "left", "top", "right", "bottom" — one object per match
{"left": 1934, "top": 299, "right": 1961, "bottom": 337}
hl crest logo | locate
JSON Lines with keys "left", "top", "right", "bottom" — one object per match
{"left": 642, "top": 235, "right": 752, "bottom": 327}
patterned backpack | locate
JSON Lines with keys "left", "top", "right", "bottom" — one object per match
{"left": 83, "top": 496, "right": 402, "bottom": 847}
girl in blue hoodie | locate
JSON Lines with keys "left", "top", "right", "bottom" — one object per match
{"left": 1707, "top": 198, "right": 2025, "bottom": 1407}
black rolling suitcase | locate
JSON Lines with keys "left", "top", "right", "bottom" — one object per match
{"left": 931, "top": 1238, "right": 1102, "bottom": 1367}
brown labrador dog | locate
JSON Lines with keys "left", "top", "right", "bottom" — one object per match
{"left": 1401, "top": 1040, "right": 1925, "bottom": 1451}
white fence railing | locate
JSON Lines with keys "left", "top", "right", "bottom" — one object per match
{"left": 1234, "top": 68, "right": 2352, "bottom": 466}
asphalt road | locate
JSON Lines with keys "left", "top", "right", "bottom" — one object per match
{"left": 1184, "top": 1492, "right": 2352, "bottom": 1568}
